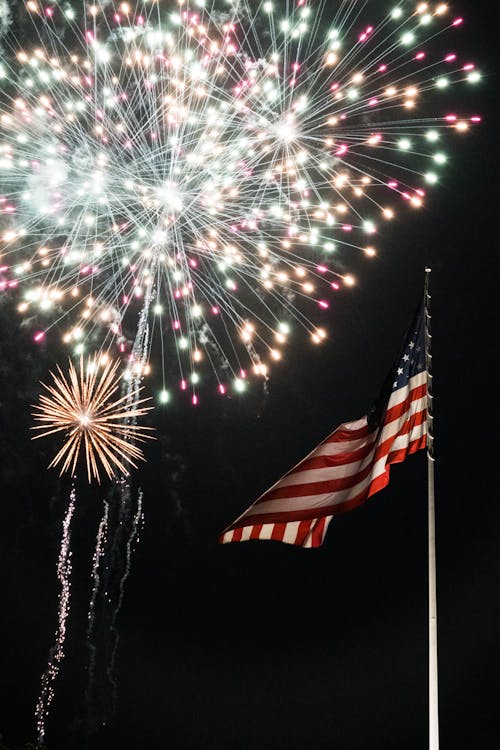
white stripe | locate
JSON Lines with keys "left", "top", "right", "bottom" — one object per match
{"left": 386, "top": 371, "right": 427, "bottom": 408}
{"left": 247, "top": 469, "right": 375, "bottom": 517}
{"left": 362, "top": 418, "right": 425, "bottom": 482}
{"left": 377, "top": 400, "right": 426, "bottom": 447}
{"left": 270, "top": 417, "right": 373, "bottom": 471}
{"left": 313, "top": 435, "right": 373, "bottom": 458}
{"left": 314, "top": 423, "right": 372, "bottom": 457}
{"left": 277, "top": 441, "right": 377, "bottom": 487}
{"left": 240, "top": 525, "right": 253, "bottom": 541}
{"left": 409, "top": 420, "right": 426, "bottom": 442}
{"left": 386, "top": 396, "right": 427, "bottom": 426}
{"left": 387, "top": 393, "right": 427, "bottom": 419}
{"left": 390, "top": 422, "right": 426, "bottom": 453}
{"left": 303, "top": 517, "right": 331, "bottom": 548}
{"left": 258, "top": 524, "right": 276, "bottom": 540}
{"left": 328, "top": 417, "right": 367, "bottom": 433}
{"left": 283, "top": 521, "right": 301, "bottom": 544}
{"left": 322, "top": 516, "right": 334, "bottom": 542}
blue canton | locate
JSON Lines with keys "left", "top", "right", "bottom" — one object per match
{"left": 392, "top": 306, "right": 426, "bottom": 391}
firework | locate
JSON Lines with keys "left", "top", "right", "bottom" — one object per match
{"left": 32, "top": 357, "right": 153, "bottom": 482}
{"left": 0, "top": 0, "right": 480, "bottom": 401}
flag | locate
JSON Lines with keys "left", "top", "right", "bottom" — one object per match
{"left": 220, "top": 303, "right": 427, "bottom": 548}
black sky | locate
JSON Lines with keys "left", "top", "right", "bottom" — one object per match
{"left": 1, "top": 2, "right": 499, "bottom": 749}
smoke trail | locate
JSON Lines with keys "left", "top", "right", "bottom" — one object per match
{"left": 106, "top": 484, "right": 144, "bottom": 709}
{"left": 35, "top": 483, "right": 76, "bottom": 744}
{"left": 83, "top": 481, "right": 144, "bottom": 737}
{"left": 0, "top": 0, "right": 11, "bottom": 39}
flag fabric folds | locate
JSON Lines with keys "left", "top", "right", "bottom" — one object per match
{"left": 220, "top": 305, "right": 427, "bottom": 548}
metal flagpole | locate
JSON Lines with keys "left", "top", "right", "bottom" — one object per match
{"left": 425, "top": 267, "right": 439, "bottom": 750}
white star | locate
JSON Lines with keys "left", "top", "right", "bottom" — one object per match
{"left": 409, "top": 341, "right": 415, "bottom": 349}
{"left": 398, "top": 367, "right": 404, "bottom": 375}
{"left": 403, "top": 354, "right": 409, "bottom": 362}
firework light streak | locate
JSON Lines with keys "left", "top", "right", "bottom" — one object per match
{"left": 31, "top": 356, "right": 154, "bottom": 482}
{"left": 85, "top": 496, "right": 109, "bottom": 723}
{"left": 0, "top": 0, "right": 480, "bottom": 404}
{"left": 35, "top": 483, "right": 76, "bottom": 744}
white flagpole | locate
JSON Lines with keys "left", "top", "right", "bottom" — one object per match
{"left": 425, "top": 268, "right": 439, "bottom": 750}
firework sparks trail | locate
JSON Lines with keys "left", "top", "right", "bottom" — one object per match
{"left": 85, "top": 497, "right": 109, "bottom": 723}
{"left": 0, "top": 0, "right": 480, "bottom": 405}
{"left": 35, "top": 483, "right": 76, "bottom": 744}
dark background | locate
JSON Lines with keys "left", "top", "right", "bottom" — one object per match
{"left": 1, "top": 2, "right": 499, "bottom": 749}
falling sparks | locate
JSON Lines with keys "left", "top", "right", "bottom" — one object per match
{"left": 35, "top": 484, "right": 76, "bottom": 744}
{"left": 32, "top": 357, "right": 154, "bottom": 483}
{"left": 86, "top": 497, "right": 109, "bottom": 720}
{"left": 0, "top": 0, "right": 480, "bottom": 400}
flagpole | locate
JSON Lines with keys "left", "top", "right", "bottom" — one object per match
{"left": 425, "top": 268, "right": 439, "bottom": 750}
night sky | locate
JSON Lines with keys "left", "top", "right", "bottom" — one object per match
{"left": 1, "top": 2, "right": 499, "bottom": 749}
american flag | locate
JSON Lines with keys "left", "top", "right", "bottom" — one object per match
{"left": 220, "top": 305, "right": 427, "bottom": 548}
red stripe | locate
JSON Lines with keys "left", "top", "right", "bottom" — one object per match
{"left": 282, "top": 439, "right": 377, "bottom": 474}
{"left": 310, "top": 517, "right": 327, "bottom": 547}
{"left": 229, "top": 488, "right": 370, "bottom": 526}
{"left": 271, "top": 523, "right": 286, "bottom": 542}
{"left": 256, "top": 457, "right": 375, "bottom": 503}
{"left": 387, "top": 434, "right": 427, "bottom": 465}
{"left": 323, "top": 423, "right": 370, "bottom": 443}
{"left": 384, "top": 383, "right": 426, "bottom": 423}
{"left": 232, "top": 527, "right": 243, "bottom": 542}
{"left": 250, "top": 523, "right": 263, "bottom": 540}
{"left": 295, "top": 520, "right": 312, "bottom": 545}
{"left": 369, "top": 434, "right": 427, "bottom": 496}
{"left": 367, "top": 471, "right": 390, "bottom": 498}
{"left": 374, "top": 409, "right": 426, "bottom": 463}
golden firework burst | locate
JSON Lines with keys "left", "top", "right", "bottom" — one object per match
{"left": 32, "top": 357, "right": 154, "bottom": 483}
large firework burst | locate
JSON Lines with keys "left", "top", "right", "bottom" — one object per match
{"left": 32, "top": 357, "right": 153, "bottom": 482}
{"left": 0, "top": 0, "right": 480, "bottom": 401}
